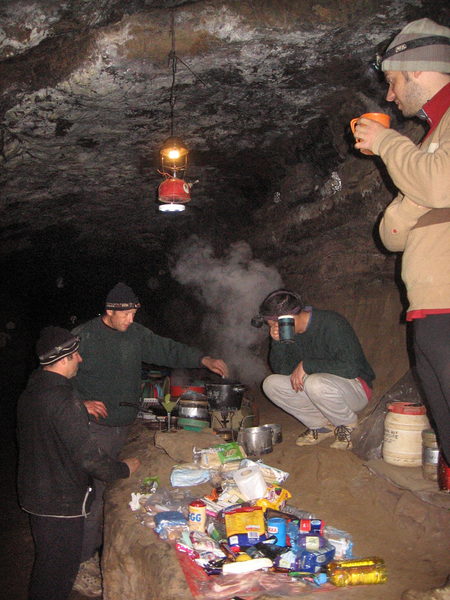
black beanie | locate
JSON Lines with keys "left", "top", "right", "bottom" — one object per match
{"left": 36, "top": 326, "right": 80, "bottom": 366}
{"left": 105, "top": 282, "right": 141, "bottom": 311}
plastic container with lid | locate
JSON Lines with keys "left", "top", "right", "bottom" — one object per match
{"left": 383, "top": 402, "right": 430, "bottom": 467}
{"left": 188, "top": 499, "right": 206, "bottom": 532}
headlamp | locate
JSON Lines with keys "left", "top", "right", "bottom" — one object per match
{"left": 371, "top": 35, "right": 450, "bottom": 71}
{"left": 251, "top": 315, "right": 265, "bottom": 328}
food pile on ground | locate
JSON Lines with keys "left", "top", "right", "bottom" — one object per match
{"left": 128, "top": 441, "right": 386, "bottom": 599}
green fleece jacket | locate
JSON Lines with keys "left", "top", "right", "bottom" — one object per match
{"left": 269, "top": 308, "right": 375, "bottom": 386}
{"left": 73, "top": 317, "right": 203, "bottom": 426}
{"left": 377, "top": 103, "right": 450, "bottom": 312}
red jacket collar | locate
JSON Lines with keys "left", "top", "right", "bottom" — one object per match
{"left": 422, "top": 82, "right": 450, "bottom": 137}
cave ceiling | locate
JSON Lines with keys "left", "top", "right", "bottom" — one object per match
{"left": 0, "top": 0, "right": 449, "bottom": 315}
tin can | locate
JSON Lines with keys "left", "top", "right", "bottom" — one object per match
{"left": 188, "top": 499, "right": 206, "bottom": 532}
{"left": 299, "top": 518, "right": 324, "bottom": 535}
{"left": 267, "top": 517, "right": 286, "bottom": 546}
{"left": 422, "top": 429, "right": 439, "bottom": 481}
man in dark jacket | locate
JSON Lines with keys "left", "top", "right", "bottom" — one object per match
{"left": 253, "top": 290, "right": 375, "bottom": 450}
{"left": 17, "top": 326, "right": 140, "bottom": 600}
{"left": 71, "top": 281, "right": 229, "bottom": 593}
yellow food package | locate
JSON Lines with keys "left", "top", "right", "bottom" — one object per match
{"left": 254, "top": 485, "right": 291, "bottom": 512}
{"left": 224, "top": 506, "right": 266, "bottom": 547}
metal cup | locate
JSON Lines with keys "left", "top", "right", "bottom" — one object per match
{"left": 278, "top": 315, "right": 295, "bottom": 343}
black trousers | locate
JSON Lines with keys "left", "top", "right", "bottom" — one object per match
{"left": 28, "top": 513, "right": 84, "bottom": 600}
{"left": 80, "top": 422, "right": 129, "bottom": 562}
{"left": 413, "top": 313, "right": 450, "bottom": 464}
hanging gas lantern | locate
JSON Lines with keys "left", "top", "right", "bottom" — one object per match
{"left": 158, "top": 177, "right": 194, "bottom": 212}
{"left": 160, "top": 136, "right": 189, "bottom": 177}
{"left": 156, "top": 9, "right": 205, "bottom": 213}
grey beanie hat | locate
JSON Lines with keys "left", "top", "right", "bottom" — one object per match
{"left": 381, "top": 18, "right": 450, "bottom": 73}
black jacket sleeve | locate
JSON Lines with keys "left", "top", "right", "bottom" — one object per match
{"left": 51, "top": 389, "right": 130, "bottom": 482}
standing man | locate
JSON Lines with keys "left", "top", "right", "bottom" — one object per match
{"left": 72, "top": 282, "right": 229, "bottom": 593}
{"left": 17, "top": 327, "right": 140, "bottom": 600}
{"left": 254, "top": 289, "right": 375, "bottom": 449}
{"left": 352, "top": 18, "right": 450, "bottom": 468}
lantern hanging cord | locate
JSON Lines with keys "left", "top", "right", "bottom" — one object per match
{"left": 167, "top": 9, "right": 208, "bottom": 136}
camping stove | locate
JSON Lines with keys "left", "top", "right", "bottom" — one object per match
{"left": 210, "top": 409, "right": 239, "bottom": 441}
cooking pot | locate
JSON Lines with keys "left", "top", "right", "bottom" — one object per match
{"left": 177, "top": 398, "right": 210, "bottom": 421}
{"left": 238, "top": 425, "right": 273, "bottom": 456}
{"left": 205, "top": 381, "right": 245, "bottom": 411}
{"left": 263, "top": 423, "right": 282, "bottom": 444}
{"left": 170, "top": 383, "right": 206, "bottom": 397}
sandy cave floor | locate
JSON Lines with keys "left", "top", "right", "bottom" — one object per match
{"left": 2, "top": 392, "right": 450, "bottom": 600}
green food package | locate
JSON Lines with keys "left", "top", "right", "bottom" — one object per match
{"left": 215, "top": 442, "right": 245, "bottom": 464}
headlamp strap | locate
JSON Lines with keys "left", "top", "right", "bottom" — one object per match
{"left": 375, "top": 35, "right": 450, "bottom": 70}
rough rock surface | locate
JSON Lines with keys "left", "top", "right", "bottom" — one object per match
{"left": 1, "top": 0, "right": 449, "bottom": 330}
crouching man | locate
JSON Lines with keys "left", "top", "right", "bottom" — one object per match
{"left": 17, "top": 327, "right": 140, "bottom": 600}
{"left": 254, "top": 290, "right": 375, "bottom": 449}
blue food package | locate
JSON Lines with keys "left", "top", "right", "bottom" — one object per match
{"left": 154, "top": 510, "right": 187, "bottom": 536}
{"left": 296, "top": 534, "right": 328, "bottom": 552}
{"left": 274, "top": 542, "right": 335, "bottom": 573}
{"left": 295, "top": 543, "right": 335, "bottom": 573}
{"left": 273, "top": 549, "right": 296, "bottom": 570}
{"left": 228, "top": 532, "right": 268, "bottom": 548}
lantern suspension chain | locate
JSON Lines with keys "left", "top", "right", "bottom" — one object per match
{"left": 168, "top": 10, "right": 177, "bottom": 138}
{"left": 167, "top": 7, "right": 208, "bottom": 133}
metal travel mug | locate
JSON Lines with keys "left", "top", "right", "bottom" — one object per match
{"left": 278, "top": 315, "right": 295, "bottom": 343}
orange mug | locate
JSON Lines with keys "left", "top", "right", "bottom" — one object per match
{"left": 350, "top": 112, "right": 391, "bottom": 155}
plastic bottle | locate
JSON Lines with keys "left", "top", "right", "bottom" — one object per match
{"left": 282, "top": 505, "right": 316, "bottom": 519}
{"left": 327, "top": 557, "right": 387, "bottom": 587}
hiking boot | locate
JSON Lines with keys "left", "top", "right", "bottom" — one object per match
{"left": 296, "top": 428, "right": 334, "bottom": 446}
{"left": 401, "top": 575, "right": 450, "bottom": 600}
{"left": 330, "top": 424, "right": 356, "bottom": 449}
{"left": 73, "top": 554, "right": 102, "bottom": 598}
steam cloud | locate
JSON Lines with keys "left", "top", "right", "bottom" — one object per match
{"left": 171, "top": 236, "right": 283, "bottom": 385}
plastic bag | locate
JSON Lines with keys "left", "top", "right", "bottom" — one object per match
{"left": 323, "top": 526, "right": 354, "bottom": 559}
{"left": 352, "top": 369, "right": 425, "bottom": 460}
{"left": 143, "top": 486, "right": 194, "bottom": 516}
{"left": 239, "top": 458, "right": 289, "bottom": 484}
{"left": 197, "top": 570, "right": 313, "bottom": 599}
{"left": 170, "top": 464, "right": 213, "bottom": 487}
